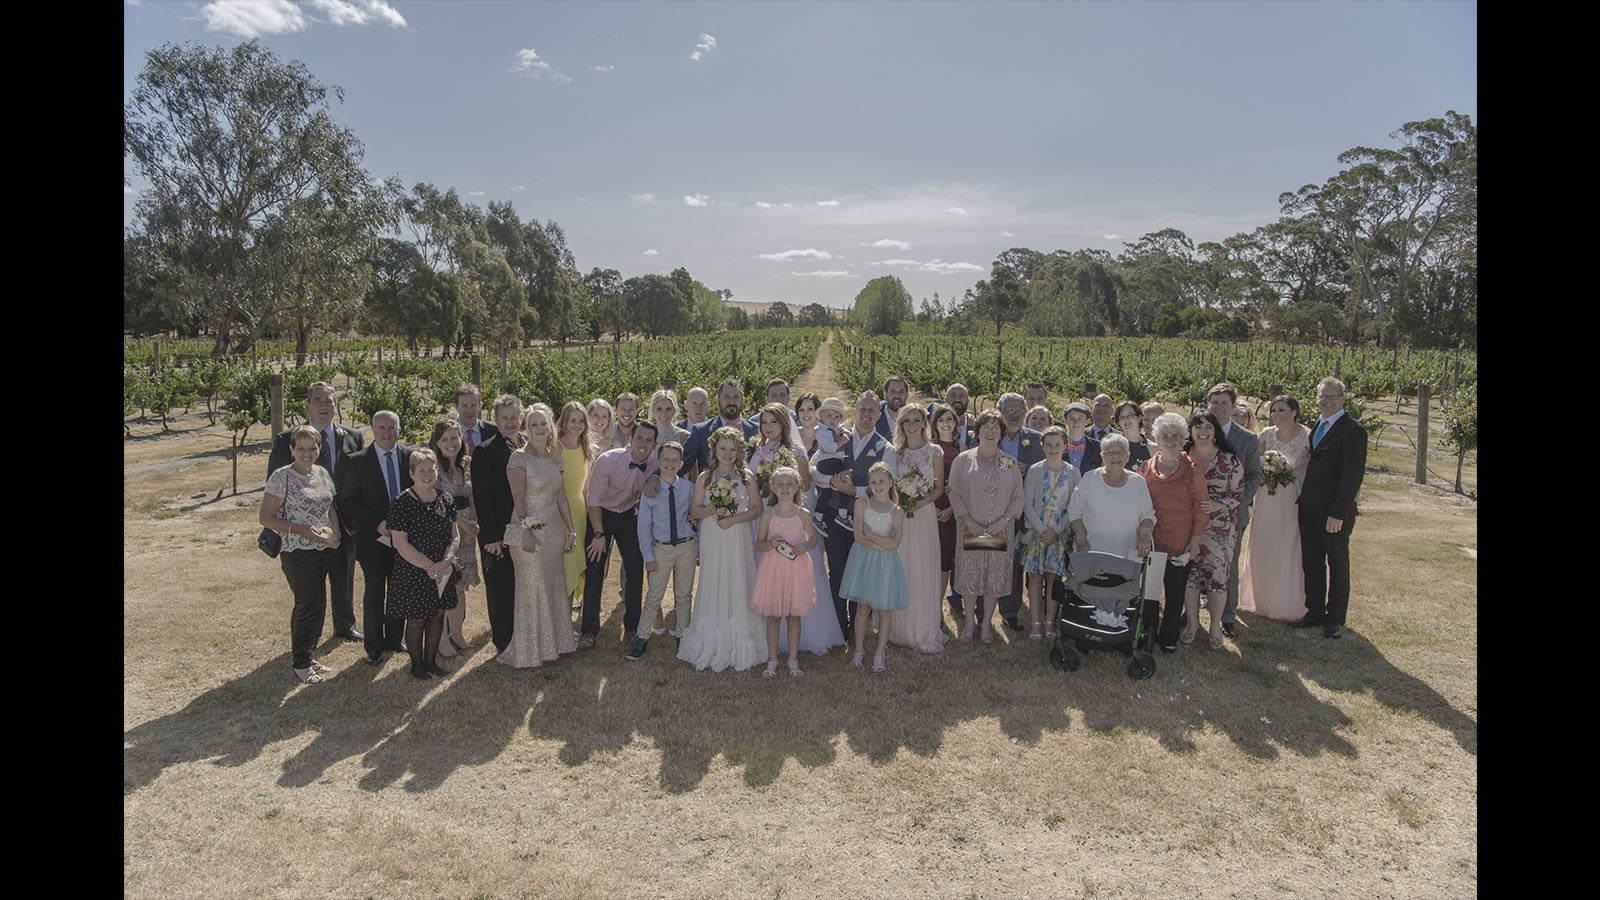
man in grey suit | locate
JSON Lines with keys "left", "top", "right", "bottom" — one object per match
{"left": 1209, "top": 383, "right": 1262, "bottom": 638}
{"left": 994, "top": 392, "right": 1044, "bottom": 631}
{"left": 267, "top": 381, "right": 364, "bottom": 642}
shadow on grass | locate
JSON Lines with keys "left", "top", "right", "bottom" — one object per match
{"left": 124, "top": 601, "right": 1476, "bottom": 796}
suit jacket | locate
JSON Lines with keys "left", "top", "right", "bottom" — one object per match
{"left": 874, "top": 401, "right": 906, "bottom": 442}
{"left": 335, "top": 443, "right": 413, "bottom": 558}
{"left": 1221, "top": 422, "right": 1264, "bottom": 507}
{"left": 268, "top": 422, "right": 362, "bottom": 481}
{"left": 682, "top": 415, "right": 759, "bottom": 472}
{"left": 471, "top": 430, "right": 517, "bottom": 547}
{"left": 1000, "top": 427, "right": 1045, "bottom": 472}
{"left": 458, "top": 419, "right": 495, "bottom": 454}
{"left": 1061, "top": 435, "right": 1102, "bottom": 474}
{"left": 1299, "top": 414, "right": 1366, "bottom": 522}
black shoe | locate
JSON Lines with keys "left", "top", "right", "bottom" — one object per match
{"left": 1003, "top": 616, "right": 1024, "bottom": 632}
{"left": 409, "top": 665, "right": 431, "bottom": 680}
{"left": 338, "top": 629, "right": 364, "bottom": 642}
{"left": 1160, "top": 643, "right": 1176, "bottom": 654}
{"left": 947, "top": 595, "right": 965, "bottom": 617}
{"left": 365, "top": 653, "right": 382, "bottom": 665}
{"left": 626, "top": 637, "right": 648, "bottom": 660}
{"left": 1324, "top": 624, "right": 1342, "bottom": 639}
{"left": 426, "top": 662, "right": 450, "bottom": 676}
{"left": 1221, "top": 621, "right": 1236, "bottom": 638}
{"left": 1288, "top": 615, "right": 1326, "bottom": 629}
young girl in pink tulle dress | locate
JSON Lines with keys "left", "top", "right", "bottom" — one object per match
{"left": 752, "top": 467, "right": 820, "bottom": 679}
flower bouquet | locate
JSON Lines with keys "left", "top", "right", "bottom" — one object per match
{"left": 895, "top": 468, "right": 932, "bottom": 518}
{"left": 519, "top": 516, "right": 545, "bottom": 533}
{"left": 1262, "top": 450, "right": 1296, "bottom": 496}
{"left": 706, "top": 478, "right": 740, "bottom": 518}
{"left": 753, "top": 443, "right": 797, "bottom": 499}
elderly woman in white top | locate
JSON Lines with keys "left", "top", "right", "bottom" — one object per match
{"left": 1067, "top": 433, "right": 1155, "bottom": 561}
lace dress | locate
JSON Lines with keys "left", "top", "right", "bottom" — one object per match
{"left": 437, "top": 464, "right": 480, "bottom": 590}
{"left": 677, "top": 474, "right": 767, "bottom": 672}
{"left": 498, "top": 450, "right": 577, "bottom": 668}
{"left": 888, "top": 442, "right": 947, "bottom": 651}
{"left": 1239, "top": 425, "right": 1311, "bottom": 619}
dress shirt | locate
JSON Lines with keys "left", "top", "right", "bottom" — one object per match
{"left": 1066, "top": 436, "right": 1089, "bottom": 472}
{"left": 1000, "top": 429, "right": 1023, "bottom": 461}
{"left": 586, "top": 447, "right": 656, "bottom": 514}
{"left": 635, "top": 476, "right": 696, "bottom": 564}
{"left": 1311, "top": 410, "right": 1346, "bottom": 447}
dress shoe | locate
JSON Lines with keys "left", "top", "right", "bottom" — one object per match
{"left": 1288, "top": 615, "right": 1326, "bottom": 629}
{"left": 1221, "top": 621, "right": 1237, "bottom": 638}
{"left": 364, "top": 652, "right": 382, "bottom": 665}
{"left": 338, "top": 629, "right": 364, "bottom": 642}
{"left": 626, "top": 637, "right": 648, "bottom": 661}
{"left": 1324, "top": 624, "right": 1342, "bottom": 639}
{"left": 577, "top": 634, "right": 597, "bottom": 649}
{"left": 1003, "top": 616, "right": 1024, "bottom": 632}
{"left": 427, "top": 662, "right": 450, "bottom": 676}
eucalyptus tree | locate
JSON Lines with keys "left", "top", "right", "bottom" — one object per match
{"left": 124, "top": 40, "right": 390, "bottom": 357}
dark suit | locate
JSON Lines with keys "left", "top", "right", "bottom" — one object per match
{"left": 997, "top": 427, "right": 1044, "bottom": 619}
{"left": 457, "top": 419, "right": 495, "bottom": 456}
{"left": 1061, "top": 435, "right": 1102, "bottom": 475}
{"left": 874, "top": 401, "right": 911, "bottom": 442}
{"left": 335, "top": 442, "right": 412, "bottom": 657}
{"left": 682, "top": 415, "right": 759, "bottom": 474}
{"left": 268, "top": 422, "right": 363, "bottom": 637}
{"left": 1220, "top": 422, "right": 1262, "bottom": 625}
{"left": 819, "top": 429, "right": 891, "bottom": 635}
{"left": 1298, "top": 413, "right": 1366, "bottom": 627}
{"left": 470, "top": 430, "right": 518, "bottom": 653}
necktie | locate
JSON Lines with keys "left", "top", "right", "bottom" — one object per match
{"left": 1313, "top": 420, "right": 1328, "bottom": 448}
{"left": 465, "top": 425, "right": 476, "bottom": 454}
{"left": 318, "top": 429, "right": 333, "bottom": 473}
{"left": 384, "top": 450, "right": 400, "bottom": 501}
{"left": 667, "top": 483, "right": 678, "bottom": 544}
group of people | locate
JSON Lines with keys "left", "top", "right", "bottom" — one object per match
{"left": 261, "top": 370, "right": 1366, "bottom": 685}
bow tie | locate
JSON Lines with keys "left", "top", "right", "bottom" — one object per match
{"left": 628, "top": 460, "right": 648, "bottom": 471}
{"left": 1067, "top": 439, "right": 1085, "bottom": 449}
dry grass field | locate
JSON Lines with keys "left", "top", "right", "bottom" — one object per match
{"left": 125, "top": 348, "right": 1476, "bottom": 899}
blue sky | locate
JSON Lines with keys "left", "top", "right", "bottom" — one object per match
{"left": 123, "top": 0, "right": 1477, "bottom": 310}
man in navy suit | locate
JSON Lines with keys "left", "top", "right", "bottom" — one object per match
{"left": 335, "top": 410, "right": 412, "bottom": 664}
{"left": 682, "top": 377, "right": 758, "bottom": 478}
{"left": 874, "top": 375, "right": 910, "bottom": 442}
{"left": 268, "top": 381, "right": 364, "bottom": 642}
{"left": 995, "top": 392, "right": 1045, "bottom": 630}
{"left": 1292, "top": 377, "right": 1367, "bottom": 640}
{"left": 815, "top": 391, "right": 897, "bottom": 641}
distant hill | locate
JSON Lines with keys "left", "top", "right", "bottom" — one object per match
{"left": 724, "top": 300, "right": 850, "bottom": 321}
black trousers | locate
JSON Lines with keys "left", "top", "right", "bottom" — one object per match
{"left": 324, "top": 540, "right": 357, "bottom": 635}
{"left": 357, "top": 545, "right": 404, "bottom": 656}
{"left": 1300, "top": 512, "right": 1355, "bottom": 626}
{"left": 1155, "top": 558, "right": 1194, "bottom": 648}
{"left": 280, "top": 548, "right": 330, "bottom": 669}
{"left": 581, "top": 509, "right": 643, "bottom": 638}
{"left": 480, "top": 544, "right": 517, "bottom": 653}
{"left": 823, "top": 523, "right": 858, "bottom": 634}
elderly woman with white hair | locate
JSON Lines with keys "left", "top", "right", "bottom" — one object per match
{"left": 1066, "top": 432, "right": 1155, "bottom": 561}
{"left": 1138, "top": 412, "right": 1210, "bottom": 653}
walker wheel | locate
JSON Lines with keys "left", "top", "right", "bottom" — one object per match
{"left": 1050, "top": 640, "right": 1080, "bottom": 672}
{"left": 1126, "top": 650, "right": 1156, "bottom": 681}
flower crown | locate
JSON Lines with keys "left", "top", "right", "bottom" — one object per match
{"left": 711, "top": 425, "right": 747, "bottom": 448}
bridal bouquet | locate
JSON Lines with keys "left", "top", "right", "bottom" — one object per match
{"left": 519, "top": 516, "right": 545, "bottom": 533}
{"left": 895, "top": 468, "right": 933, "bottom": 518}
{"left": 706, "top": 478, "right": 740, "bottom": 518}
{"left": 753, "top": 443, "right": 797, "bottom": 499}
{"left": 1263, "top": 450, "right": 1296, "bottom": 496}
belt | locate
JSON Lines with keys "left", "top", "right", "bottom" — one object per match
{"left": 656, "top": 537, "right": 696, "bottom": 546}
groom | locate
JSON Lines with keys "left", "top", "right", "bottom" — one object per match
{"left": 815, "top": 391, "right": 897, "bottom": 642}
{"left": 1292, "top": 377, "right": 1366, "bottom": 640}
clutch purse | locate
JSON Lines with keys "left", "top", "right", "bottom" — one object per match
{"left": 963, "top": 528, "right": 1007, "bottom": 551}
{"left": 257, "top": 527, "right": 283, "bottom": 558}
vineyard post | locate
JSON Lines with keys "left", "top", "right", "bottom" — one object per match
{"left": 377, "top": 345, "right": 383, "bottom": 366}
{"left": 1414, "top": 384, "right": 1430, "bottom": 484}
{"left": 1116, "top": 354, "right": 1123, "bottom": 390}
{"left": 1221, "top": 357, "right": 1227, "bottom": 383}
{"left": 869, "top": 350, "right": 876, "bottom": 389}
{"left": 757, "top": 346, "right": 763, "bottom": 366}
{"left": 731, "top": 348, "right": 739, "bottom": 375}
{"left": 1334, "top": 355, "right": 1341, "bottom": 382}
{"left": 1268, "top": 384, "right": 1282, "bottom": 401}
{"left": 661, "top": 377, "right": 677, "bottom": 391}
{"left": 1086, "top": 381, "right": 1096, "bottom": 400}
{"left": 613, "top": 344, "right": 620, "bottom": 369}
{"left": 500, "top": 348, "right": 508, "bottom": 391}
{"left": 471, "top": 353, "right": 481, "bottom": 388}
{"left": 949, "top": 347, "right": 956, "bottom": 386}
{"left": 152, "top": 341, "right": 162, "bottom": 373}
{"left": 270, "top": 373, "right": 284, "bottom": 435}
{"left": 995, "top": 343, "right": 1002, "bottom": 391}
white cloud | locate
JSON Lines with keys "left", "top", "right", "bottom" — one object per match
{"left": 870, "top": 259, "right": 920, "bottom": 267}
{"left": 123, "top": 185, "right": 136, "bottom": 195}
{"left": 817, "top": 200, "right": 840, "bottom": 207}
{"left": 922, "top": 259, "right": 983, "bottom": 274}
{"left": 629, "top": 193, "right": 656, "bottom": 203}
{"left": 642, "top": 249, "right": 659, "bottom": 256}
{"left": 683, "top": 194, "right": 710, "bottom": 206}
{"left": 593, "top": 64, "right": 614, "bottom": 72}
{"left": 1000, "top": 230, "right": 1016, "bottom": 237}
{"left": 468, "top": 190, "right": 485, "bottom": 197}
{"left": 511, "top": 48, "right": 570, "bottom": 83}
{"left": 861, "top": 238, "right": 910, "bottom": 250}
{"left": 754, "top": 201, "right": 793, "bottom": 209}
{"left": 511, "top": 184, "right": 527, "bottom": 192}
{"left": 947, "top": 206, "right": 969, "bottom": 216}
{"left": 305, "top": 0, "right": 406, "bottom": 28}
{"left": 1103, "top": 233, "right": 1122, "bottom": 240}
{"left": 758, "top": 249, "right": 832, "bottom": 261}
{"left": 199, "top": 0, "right": 308, "bottom": 38}
{"left": 690, "top": 32, "right": 717, "bottom": 61}
{"left": 792, "top": 270, "right": 854, "bottom": 278}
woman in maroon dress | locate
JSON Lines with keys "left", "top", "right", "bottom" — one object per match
{"left": 931, "top": 405, "right": 963, "bottom": 602}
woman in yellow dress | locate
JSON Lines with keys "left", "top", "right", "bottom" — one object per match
{"left": 556, "top": 401, "right": 594, "bottom": 617}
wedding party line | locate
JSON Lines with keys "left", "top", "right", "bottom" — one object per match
{"left": 259, "top": 369, "right": 1365, "bottom": 686}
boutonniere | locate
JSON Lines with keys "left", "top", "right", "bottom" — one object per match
{"left": 866, "top": 448, "right": 878, "bottom": 458}
{"left": 1021, "top": 438, "right": 1033, "bottom": 448}
{"left": 746, "top": 435, "right": 758, "bottom": 448}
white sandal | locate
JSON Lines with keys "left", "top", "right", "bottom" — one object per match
{"left": 763, "top": 659, "right": 779, "bottom": 679}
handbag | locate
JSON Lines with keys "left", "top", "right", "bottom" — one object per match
{"left": 962, "top": 526, "right": 1007, "bottom": 551}
{"left": 257, "top": 527, "right": 283, "bottom": 558}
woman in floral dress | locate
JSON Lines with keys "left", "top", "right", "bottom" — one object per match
{"left": 1183, "top": 412, "right": 1243, "bottom": 649}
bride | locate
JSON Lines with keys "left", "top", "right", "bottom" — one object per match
{"left": 677, "top": 426, "right": 768, "bottom": 672}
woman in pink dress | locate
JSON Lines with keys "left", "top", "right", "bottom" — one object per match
{"left": 887, "top": 404, "right": 947, "bottom": 653}
{"left": 1238, "top": 395, "right": 1312, "bottom": 621}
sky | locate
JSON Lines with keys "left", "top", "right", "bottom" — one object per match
{"left": 123, "top": 0, "right": 1477, "bottom": 311}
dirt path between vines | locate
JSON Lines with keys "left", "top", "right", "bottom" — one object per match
{"left": 789, "top": 329, "right": 845, "bottom": 399}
